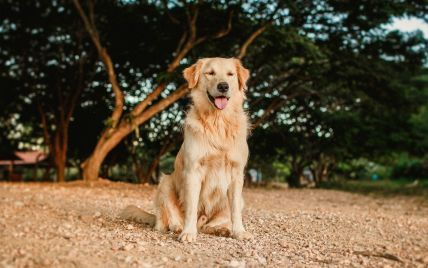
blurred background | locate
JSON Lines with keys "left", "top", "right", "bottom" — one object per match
{"left": 0, "top": 0, "right": 427, "bottom": 195}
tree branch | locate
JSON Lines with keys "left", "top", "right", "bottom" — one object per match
{"left": 174, "top": 30, "right": 188, "bottom": 56}
{"left": 235, "top": 1, "right": 283, "bottom": 60}
{"left": 236, "top": 24, "right": 268, "bottom": 59}
{"left": 36, "top": 101, "right": 53, "bottom": 157}
{"left": 252, "top": 97, "right": 284, "bottom": 129}
{"left": 195, "top": 9, "right": 234, "bottom": 45}
{"left": 162, "top": 0, "right": 181, "bottom": 24}
{"left": 212, "top": 9, "right": 234, "bottom": 38}
{"left": 251, "top": 80, "right": 316, "bottom": 129}
{"left": 131, "top": 83, "right": 168, "bottom": 117}
{"left": 66, "top": 52, "right": 86, "bottom": 123}
{"left": 73, "top": 0, "right": 124, "bottom": 128}
{"left": 132, "top": 4, "right": 233, "bottom": 117}
{"left": 134, "top": 84, "right": 189, "bottom": 126}
{"left": 72, "top": 0, "right": 101, "bottom": 52}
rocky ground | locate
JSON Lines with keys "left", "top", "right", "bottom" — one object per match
{"left": 0, "top": 181, "right": 427, "bottom": 267}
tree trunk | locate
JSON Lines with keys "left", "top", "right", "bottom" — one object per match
{"left": 143, "top": 137, "right": 176, "bottom": 184}
{"left": 144, "top": 155, "right": 161, "bottom": 184}
{"left": 313, "top": 155, "right": 336, "bottom": 185}
{"left": 53, "top": 125, "right": 68, "bottom": 183}
{"left": 53, "top": 147, "right": 66, "bottom": 183}
{"left": 82, "top": 152, "right": 106, "bottom": 181}
{"left": 81, "top": 97, "right": 185, "bottom": 181}
{"left": 36, "top": 46, "right": 85, "bottom": 183}
{"left": 287, "top": 158, "right": 303, "bottom": 188}
{"left": 128, "top": 143, "right": 145, "bottom": 183}
{"left": 55, "top": 159, "right": 66, "bottom": 183}
{"left": 82, "top": 124, "right": 132, "bottom": 181}
{"left": 314, "top": 162, "right": 325, "bottom": 184}
{"left": 82, "top": 84, "right": 188, "bottom": 181}
{"left": 287, "top": 169, "right": 302, "bottom": 188}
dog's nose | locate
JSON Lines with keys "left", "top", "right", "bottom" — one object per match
{"left": 217, "top": 82, "right": 229, "bottom": 93}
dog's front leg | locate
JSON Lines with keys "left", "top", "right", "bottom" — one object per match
{"left": 178, "top": 166, "right": 202, "bottom": 242}
{"left": 228, "top": 167, "right": 253, "bottom": 240}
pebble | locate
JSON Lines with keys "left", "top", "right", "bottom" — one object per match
{"left": 14, "top": 201, "right": 24, "bottom": 207}
{"left": 257, "top": 256, "right": 267, "bottom": 265}
{"left": 125, "top": 256, "right": 133, "bottom": 263}
{"left": 228, "top": 259, "right": 245, "bottom": 268}
{"left": 124, "top": 244, "right": 134, "bottom": 251}
{"left": 279, "top": 240, "right": 288, "bottom": 248}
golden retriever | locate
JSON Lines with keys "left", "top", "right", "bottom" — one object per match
{"left": 120, "top": 57, "right": 252, "bottom": 242}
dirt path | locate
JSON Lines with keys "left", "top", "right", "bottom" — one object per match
{"left": 0, "top": 181, "right": 427, "bottom": 267}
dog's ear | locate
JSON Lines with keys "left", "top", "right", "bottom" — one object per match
{"left": 234, "top": 59, "right": 250, "bottom": 91}
{"left": 183, "top": 59, "right": 204, "bottom": 89}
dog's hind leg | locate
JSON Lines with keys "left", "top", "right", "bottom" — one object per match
{"left": 154, "top": 203, "right": 169, "bottom": 232}
{"left": 166, "top": 190, "right": 184, "bottom": 233}
{"left": 200, "top": 208, "right": 231, "bottom": 237}
{"left": 155, "top": 174, "right": 183, "bottom": 233}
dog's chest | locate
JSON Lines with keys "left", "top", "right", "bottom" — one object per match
{"left": 206, "top": 119, "right": 246, "bottom": 151}
{"left": 187, "top": 111, "right": 246, "bottom": 145}
{"left": 198, "top": 155, "right": 232, "bottom": 214}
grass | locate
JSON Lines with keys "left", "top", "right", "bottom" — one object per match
{"left": 318, "top": 178, "right": 428, "bottom": 199}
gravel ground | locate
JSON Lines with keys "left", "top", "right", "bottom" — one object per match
{"left": 0, "top": 181, "right": 427, "bottom": 268}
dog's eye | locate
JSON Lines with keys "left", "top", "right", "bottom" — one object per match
{"left": 206, "top": 71, "right": 215, "bottom": 76}
{"left": 227, "top": 72, "right": 234, "bottom": 76}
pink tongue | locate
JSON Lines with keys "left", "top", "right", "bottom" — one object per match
{"left": 214, "top": 97, "right": 228, "bottom": 110}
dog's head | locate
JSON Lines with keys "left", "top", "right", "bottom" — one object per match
{"left": 183, "top": 58, "right": 250, "bottom": 111}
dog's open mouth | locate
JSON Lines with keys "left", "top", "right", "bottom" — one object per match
{"left": 207, "top": 92, "right": 230, "bottom": 110}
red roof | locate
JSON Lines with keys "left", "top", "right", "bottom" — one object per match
{"left": 0, "top": 151, "right": 48, "bottom": 166}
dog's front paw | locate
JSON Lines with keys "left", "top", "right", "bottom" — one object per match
{"left": 232, "top": 231, "right": 253, "bottom": 241}
{"left": 178, "top": 231, "right": 197, "bottom": 243}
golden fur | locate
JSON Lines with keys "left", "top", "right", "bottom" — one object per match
{"left": 120, "top": 57, "right": 252, "bottom": 242}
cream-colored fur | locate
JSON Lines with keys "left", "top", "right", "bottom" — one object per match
{"left": 120, "top": 58, "right": 252, "bottom": 242}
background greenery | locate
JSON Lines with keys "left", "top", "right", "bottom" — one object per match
{"left": 0, "top": 0, "right": 427, "bottom": 192}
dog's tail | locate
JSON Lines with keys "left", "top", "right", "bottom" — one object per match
{"left": 119, "top": 205, "right": 156, "bottom": 226}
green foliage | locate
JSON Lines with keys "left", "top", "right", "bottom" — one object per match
{"left": 318, "top": 179, "right": 428, "bottom": 199}
{"left": 272, "top": 161, "right": 291, "bottom": 181}
{"left": 334, "top": 159, "right": 390, "bottom": 180}
{"left": 0, "top": 0, "right": 427, "bottom": 185}
{"left": 391, "top": 155, "right": 428, "bottom": 180}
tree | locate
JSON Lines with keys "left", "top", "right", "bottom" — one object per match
{"left": 247, "top": 30, "right": 427, "bottom": 186}
{"left": 1, "top": 0, "right": 427, "bottom": 185}
{"left": 0, "top": 0, "right": 97, "bottom": 182}
{"left": 122, "top": 1, "right": 428, "bottom": 186}
{"left": 73, "top": 0, "right": 275, "bottom": 181}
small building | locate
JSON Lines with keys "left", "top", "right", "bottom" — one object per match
{"left": 0, "top": 151, "right": 48, "bottom": 181}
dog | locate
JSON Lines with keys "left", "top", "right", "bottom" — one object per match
{"left": 120, "top": 57, "right": 252, "bottom": 242}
